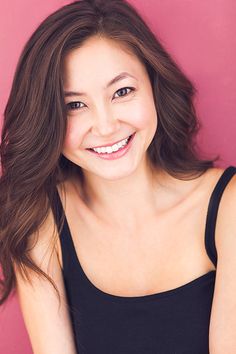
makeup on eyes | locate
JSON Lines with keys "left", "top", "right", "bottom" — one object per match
{"left": 65, "top": 86, "right": 136, "bottom": 111}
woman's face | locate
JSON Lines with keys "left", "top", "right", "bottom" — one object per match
{"left": 62, "top": 36, "right": 158, "bottom": 180}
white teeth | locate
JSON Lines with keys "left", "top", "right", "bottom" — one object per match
{"left": 92, "top": 136, "right": 129, "bottom": 154}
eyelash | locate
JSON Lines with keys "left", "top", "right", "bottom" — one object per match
{"left": 66, "top": 86, "right": 135, "bottom": 111}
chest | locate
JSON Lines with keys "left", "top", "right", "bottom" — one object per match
{"left": 56, "top": 203, "right": 215, "bottom": 297}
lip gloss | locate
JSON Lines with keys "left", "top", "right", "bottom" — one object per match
{"left": 86, "top": 132, "right": 136, "bottom": 160}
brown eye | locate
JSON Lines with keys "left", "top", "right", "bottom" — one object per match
{"left": 114, "top": 87, "right": 135, "bottom": 98}
{"left": 66, "top": 101, "right": 85, "bottom": 111}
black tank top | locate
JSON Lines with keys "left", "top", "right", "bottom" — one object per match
{"left": 54, "top": 166, "right": 236, "bottom": 354}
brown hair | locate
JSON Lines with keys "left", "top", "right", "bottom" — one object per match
{"left": 0, "top": 0, "right": 215, "bottom": 305}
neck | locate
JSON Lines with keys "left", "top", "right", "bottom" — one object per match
{"left": 80, "top": 157, "right": 162, "bottom": 230}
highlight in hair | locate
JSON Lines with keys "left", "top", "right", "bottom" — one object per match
{"left": 0, "top": 0, "right": 215, "bottom": 306}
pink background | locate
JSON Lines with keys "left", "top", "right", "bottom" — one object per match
{"left": 0, "top": 0, "right": 235, "bottom": 353}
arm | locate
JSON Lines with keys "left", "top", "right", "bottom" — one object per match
{"left": 209, "top": 175, "right": 236, "bottom": 353}
{"left": 14, "top": 208, "right": 77, "bottom": 354}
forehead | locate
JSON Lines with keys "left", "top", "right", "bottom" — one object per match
{"left": 62, "top": 36, "right": 146, "bottom": 87}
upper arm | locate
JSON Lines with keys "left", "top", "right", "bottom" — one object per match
{"left": 209, "top": 174, "right": 236, "bottom": 353}
{"left": 14, "top": 208, "right": 77, "bottom": 354}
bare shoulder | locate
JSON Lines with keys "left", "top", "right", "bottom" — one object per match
{"left": 208, "top": 165, "right": 236, "bottom": 352}
{"left": 201, "top": 165, "right": 236, "bottom": 234}
{"left": 199, "top": 166, "right": 225, "bottom": 189}
{"left": 213, "top": 166, "right": 236, "bottom": 252}
{"left": 14, "top": 206, "right": 77, "bottom": 353}
{"left": 193, "top": 166, "right": 233, "bottom": 201}
{"left": 200, "top": 165, "right": 236, "bottom": 250}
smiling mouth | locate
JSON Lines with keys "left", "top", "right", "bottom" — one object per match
{"left": 86, "top": 133, "right": 134, "bottom": 152}
{"left": 86, "top": 132, "right": 135, "bottom": 155}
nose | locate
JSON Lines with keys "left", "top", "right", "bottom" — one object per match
{"left": 91, "top": 105, "right": 120, "bottom": 137}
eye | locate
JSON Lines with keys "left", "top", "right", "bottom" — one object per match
{"left": 66, "top": 86, "right": 135, "bottom": 112}
{"left": 66, "top": 101, "right": 85, "bottom": 111}
{"left": 113, "top": 87, "right": 135, "bottom": 99}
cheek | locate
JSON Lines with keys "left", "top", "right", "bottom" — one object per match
{"left": 128, "top": 98, "right": 157, "bottom": 130}
{"left": 63, "top": 119, "right": 83, "bottom": 151}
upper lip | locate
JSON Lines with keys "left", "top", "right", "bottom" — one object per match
{"left": 87, "top": 133, "right": 134, "bottom": 149}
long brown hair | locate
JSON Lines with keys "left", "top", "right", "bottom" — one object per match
{"left": 0, "top": 0, "right": 215, "bottom": 305}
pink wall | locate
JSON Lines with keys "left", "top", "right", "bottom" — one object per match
{"left": 0, "top": 0, "right": 235, "bottom": 353}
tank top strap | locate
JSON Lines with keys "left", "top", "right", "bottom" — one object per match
{"left": 53, "top": 187, "right": 79, "bottom": 272}
{"left": 205, "top": 166, "right": 236, "bottom": 268}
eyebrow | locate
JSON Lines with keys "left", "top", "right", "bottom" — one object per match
{"left": 64, "top": 72, "right": 137, "bottom": 97}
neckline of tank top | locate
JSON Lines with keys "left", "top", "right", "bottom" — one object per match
{"left": 61, "top": 166, "right": 236, "bottom": 303}
{"left": 64, "top": 263, "right": 216, "bottom": 303}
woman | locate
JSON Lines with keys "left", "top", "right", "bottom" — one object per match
{"left": 0, "top": 0, "right": 236, "bottom": 353}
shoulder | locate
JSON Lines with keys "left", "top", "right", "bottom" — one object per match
{"left": 199, "top": 166, "right": 225, "bottom": 190}
{"left": 202, "top": 166, "right": 236, "bottom": 255}
{"left": 208, "top": 166, "right": 236, "bottom": 351}
{"left": 14, "top": 205, "right": 78, "bottom": 353}
{"left": 213, "top": 166, "right": 236, "bottom": 254}
{"left": 26, "top": 206, "right": 60, "bottom": 271}
{"left": 196, "top": 166, "right": 236, "bottom": 203}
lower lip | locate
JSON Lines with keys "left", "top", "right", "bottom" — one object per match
{"left": 86, "top": 133, "right": 136, "bottom": 160}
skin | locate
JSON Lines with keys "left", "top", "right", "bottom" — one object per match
{"left": 59, "top": 36, "right": 236, "bottom": 350}
{"left": 62, "top": 35, "right": 216, "bottom": 233}
{"left": 62, "top": 35, "right": 159, "bottom": 230}
{"left": 59, "top": 34, "right": 223, "bottom": 293}
{"left": 16, "top": 35, "right": 236, "bottom": 354}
